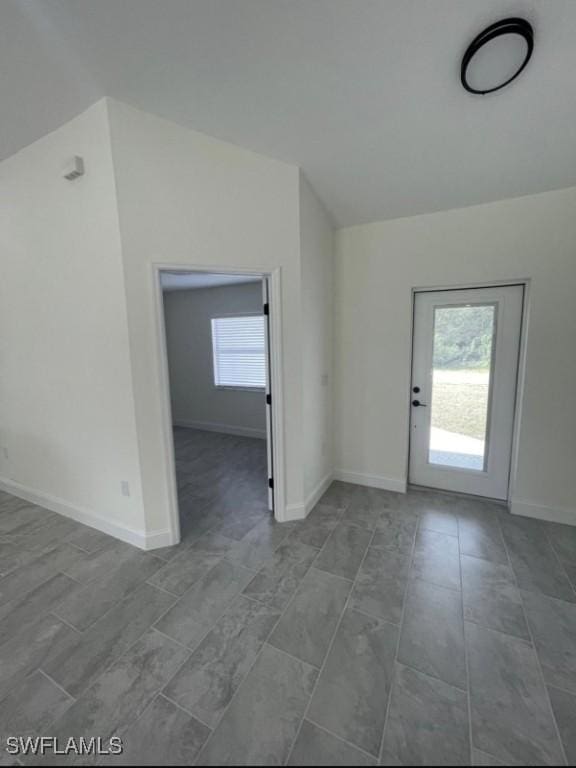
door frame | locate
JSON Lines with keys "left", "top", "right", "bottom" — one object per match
{"left": 152, "top": 263, "right": 286, "bottom": 546}
{"left": 407, "top": 278, "right": 530, "bottom": 504}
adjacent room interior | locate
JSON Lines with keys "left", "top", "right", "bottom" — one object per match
{"left": 159, "top": 270, "right": 273, "bottom": 546}
{"left": 1, "top": 2, "right": 576, "bottom": 766}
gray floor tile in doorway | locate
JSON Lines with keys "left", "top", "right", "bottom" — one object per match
{"left": 314, "top": 523, "right": 372, "bottom": 581}
{"left": 397, "top": 579, "right": 466, "bottom": 690}
{"left": 350, "top": 546, "right": 410, "bottom": 625}
{"left": 522, "top": 589, "right": 576, "bottom": 693}
{"left": 148, "top": 531, "right": 237, "bottom": 596}
{"left": 196, "top": 644, "right": 317, "bottom": 766}
{"left": 410, "top": 528, "right": 461, "bottom": 592}
{"left": 287, "top": 720, "right": 376, "bottom": 766}
{"left": 380, "top": 663, "right": 470, "bottom": 766}
{"left": 105, "top": 694, "right": 210, "bottom": 765}
{"left": 466, "top": 621, "right": 564, "bottom": 766}
{"left": 268, "top": 567, "right": 351, "bottom": 668}
{"left": 213, "top": 512, "right": 266, "bottom": 544}
{"left": 225, "top": 516, "right": 295, "bottom": 571}
{"left": 241, "top": 537, "right": 319, "bottom": 610}
{"left": 156, "top": 559, "right": 255, "bottom": 650}
{"left": 461, "top": 554, "right": 530, "bottom": 641}
{"left": 307, "top": 608, "right": 397, "bottom": 757}
{"left": 163, "top": 595, "right": 280, "bottom": 728}
{"left": 289, "top": 504, "right": 343, "bottom": 549}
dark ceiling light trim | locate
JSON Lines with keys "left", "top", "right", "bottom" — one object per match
{"left": 461, "top": 17, "right": 534, "bottom": 94}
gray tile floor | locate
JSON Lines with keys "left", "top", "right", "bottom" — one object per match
{"left": 1, "top": 429, "right": 576, "bottom": 765}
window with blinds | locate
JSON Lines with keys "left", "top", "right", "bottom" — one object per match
{"left": 211, "top": 315, "right": 267, "bottom": 389}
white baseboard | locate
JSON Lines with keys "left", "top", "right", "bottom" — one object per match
{"left": 0, "top": 477, "right": 173, "bottom": 551}
{"left": 283, "top": 502, "right": 306, "bottom": 522}
{"left": 282, "top": 471, "right": 335, "bottom": 523}
{"left": 173, "top": 419, "right": 266, "bottom": 440}
{"left": 333, "top": 469, "right": 406, "bottom": 494}
{"left": 305, "top": 472, "right": 334, "bottom": 514}
{"left": 510, "top": 497, "right": 576, "bottom": 527}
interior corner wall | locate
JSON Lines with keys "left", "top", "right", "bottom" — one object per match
{"left": 335, "top": 186, "right": 576, "bottom": 524}
{"left": 107, "top": 98, "right": 305, "bottom": 531}
{"left": 299, "top": 174, "right": 335, "bottom": 509}
{"left": 0, "top": 100, "right": 146, "bottom": 541}
{"left": 163, "top": 282, "right": 266, "bottom": 437}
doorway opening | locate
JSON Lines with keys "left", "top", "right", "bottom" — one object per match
{"left": 409, "top": 284, "right": 525, "bottom": 500}
{"left": 156, "top": 268, "right": 278, "bottom": 548}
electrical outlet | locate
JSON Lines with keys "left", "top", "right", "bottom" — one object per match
{"left": 121, "top": 480, "right": 130, "bottom": 497}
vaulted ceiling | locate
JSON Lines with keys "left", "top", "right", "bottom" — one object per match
{"left": 3, "top": 0, "right": 576, "bottom": 226}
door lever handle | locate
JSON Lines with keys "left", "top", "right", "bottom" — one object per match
{"left": 412, "top": 399, "right": 427, "bottom": 407}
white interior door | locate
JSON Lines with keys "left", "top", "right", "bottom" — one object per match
{"left": 409, "top": 285, "right": 524, "bottom": 500}
{"left": 262, "top": 278, "right": 274, "bottom": 511}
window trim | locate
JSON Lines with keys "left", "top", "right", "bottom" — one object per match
{"left": 211, "top": 312, "right": 267, "bottom": 392}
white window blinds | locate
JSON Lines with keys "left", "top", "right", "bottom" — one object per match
{"left": 211, "top": 315, "right": 266, "bottom": 389}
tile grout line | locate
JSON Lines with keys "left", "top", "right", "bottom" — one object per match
{"left": 157, "top": 690, "right": 213, "bottom": 732}
{"left": 284, "top": 502, "right": 381, "bottom": 765}
{"left": 457, "top": 514, "right": 475, "bottom": 767}
{"left": 496, "top": 513, "right": 569, "bottom": 767}
{"left": 37, "top": 668, "right": 77, "bottom": 703}
{"left": 159, "top": 690, "right": 217, "bottom": 733}
{"left": 377, "top": 504, "right": 422, "bottom": 764}
{"left": 151, "top": 626, "right": 196, "bottom": 653}
{"left": 304, "top": 714, "right": 381, "bottom": 763}
{"left": 49, "top": 609, "right": 83, "bottom": 635}
{"left": 39, "top": 585, "right": 185, "bottom": 710}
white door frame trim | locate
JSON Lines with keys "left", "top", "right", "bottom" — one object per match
{"left": 407, "top": 278, "right": 530, "bottom": 504}
{"left": 152, "top": 263, "right": 286, "bottom": 546}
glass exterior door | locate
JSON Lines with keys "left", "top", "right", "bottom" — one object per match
{"left": 409, "top": 286, "right": 523, "bottom": 499}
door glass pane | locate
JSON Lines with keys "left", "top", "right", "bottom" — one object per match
{"left": 428, "top": 304, "right": 495, "bottom": 471}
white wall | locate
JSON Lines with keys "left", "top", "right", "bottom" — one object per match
{"left": 335, "top": 187, "right": 576, "bottom": 523}
{"left": 0, "top": 98, "right": 336, "bottom": 549}
{"left": 107, "top": 98, "right": 305, "bottom": 531}
{"left": 0, "top": 100, "right": 146, "bottom": 542}
{"left": 299, "top": 175, "right": 335, "bottom": 508}
{"left": 164, "top": 282, "right": 266, "bottom": 438}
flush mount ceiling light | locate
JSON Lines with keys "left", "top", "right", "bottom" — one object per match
{"left": 461, "top": 17, "right": 534, "bottom": 94}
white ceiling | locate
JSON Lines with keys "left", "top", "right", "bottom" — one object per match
{"left": 160, "top": 272, "right": 261, "bottom": 292}
{"left": 3, "top": 0, "right": 576, "bottom": 226}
